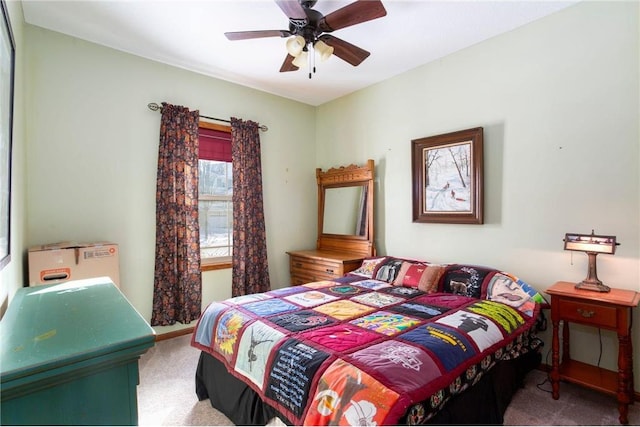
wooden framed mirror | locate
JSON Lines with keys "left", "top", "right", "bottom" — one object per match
{"left": 316, "top": 159, "right": 375, "bottom": 257}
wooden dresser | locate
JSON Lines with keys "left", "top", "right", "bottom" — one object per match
{"left": 287, "top": 249, "right": 364, "bottom": 285}
{"left": 287, "top": 160, "right": 376, "bottom": 285}
{"left": 1, "top": 278, "right": 155, "bottom": 426}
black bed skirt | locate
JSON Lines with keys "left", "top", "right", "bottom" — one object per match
{"left": 195, "top": 349, "right": 541, "bottom": 426}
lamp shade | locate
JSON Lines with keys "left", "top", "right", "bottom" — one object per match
{"left": 292, "top": 51, "right": 308, "bottom": 68}
{"left": 315, "top": 40, "right": 334, "bottom": 61}
{"left": 564, "top": 232, "right": 617, "bottom": 254}
{"left": 286, "top": 36, "right": 305, "bottom": 57}
{"left": 563, "top": 230, "right": 618, "bottom": 292}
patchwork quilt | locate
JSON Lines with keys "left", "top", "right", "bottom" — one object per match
{"left": 192, "top": 275, "right": 541, "bottom": 425}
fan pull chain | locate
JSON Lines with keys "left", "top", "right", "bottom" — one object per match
{"left": 307, "top": 42, "right": 313, "bottom": 79}
{"left": 312, "top": 43, "right": 316, "bottom": 75}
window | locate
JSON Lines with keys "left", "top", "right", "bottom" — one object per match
{"left": 198, "top": 122, "right": 232, "bottom": 270}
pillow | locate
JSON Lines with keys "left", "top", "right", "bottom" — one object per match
{"left": 486, "top": 272, "right": 549, "bottom": 316}
{"left": 350, "top": 257, "right": 388, "bottom": 279}
{"left": 440, "top": 265, "right": 497, "bottom": 299}
{"left": 393, "top": 262, "right": 446, "bottom": 293}
{"left": 373, "top": 258, "right": 404, "bottom": 283}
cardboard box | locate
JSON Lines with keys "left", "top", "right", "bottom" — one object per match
{"left": 28, "top": 242, "right": 120, "bottom": 287}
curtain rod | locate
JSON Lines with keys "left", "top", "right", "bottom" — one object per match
{"left": 147, "top": 102, "right": 268, "bottom": 132}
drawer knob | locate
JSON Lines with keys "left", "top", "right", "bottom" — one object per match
{"left": 325, "top": 269, "right": 334, "bottom": 274}
{"left": 294, "top": 262, "right": 302, "bottom": 268}
{"left": 577, "top": 308, "right": 595, "bottom": 318}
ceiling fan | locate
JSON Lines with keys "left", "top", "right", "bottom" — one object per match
{"left": 224, "top": 0, "right": 387, "bottom": 78}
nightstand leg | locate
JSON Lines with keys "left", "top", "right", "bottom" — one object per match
{"left": 628, "top": 329, "right": 635, "bottom": 402}
{"left": 551, "top": 318, "right": 560, "bottom": 399}
{"left": 617, "top": 333, "right": 631, "bottom": 425}
{"left": 561, "top": 320, "right": 570, "bottom": 364}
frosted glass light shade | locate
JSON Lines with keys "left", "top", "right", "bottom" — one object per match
{"left": 315, "top": 40, "right": 334, "bottom": 61}
{"left": 286, "top": 36, "right": 305, "bottom": 57}
{"left": 292, "top": 51, "right": 308, "bottom": 68}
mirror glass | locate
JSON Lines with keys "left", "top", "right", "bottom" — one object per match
{"left": 322, "top": 185, "right": 368, "bottom": 236}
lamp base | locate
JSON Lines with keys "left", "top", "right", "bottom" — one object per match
{"left": 574, "top": 252, "right": 610, "bottom": 292}
{"left": 575, "top": 280, "right": 610, "bottom": 293}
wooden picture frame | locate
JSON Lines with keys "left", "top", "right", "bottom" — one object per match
{"left": 412, "top": 127, "right": 483, "bottom": 224}
{"left": 0, "top": 0, "right": 14, "bottom": 270}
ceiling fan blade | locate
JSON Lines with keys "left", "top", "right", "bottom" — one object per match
{"left": 319, "top": 35, "right": 370, "bottom": 66}
{"left": 225, "top": 30, "right": 291, "bottom": 41}
{"left": 280, "top": 54, "right": 299, "bottom": 72}
{"left": 274, "top": 0, "right": 307, "bottom": 20}
{"left": 319, "top": 0, "right": 387, "bottom": 32}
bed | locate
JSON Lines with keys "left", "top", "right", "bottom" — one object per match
{"left": 191, "top": 257, "right": 546, "bottom": 425}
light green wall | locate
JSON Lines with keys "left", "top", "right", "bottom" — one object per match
{"left": 317, "top": 1, "right": 639, "bottom": 385}
{"left": 22, "top": 25, "right": 317, "bottom": 331}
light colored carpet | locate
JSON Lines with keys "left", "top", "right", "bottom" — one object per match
{"left": 138, "top": 334, "right": 639, "bottom": 426}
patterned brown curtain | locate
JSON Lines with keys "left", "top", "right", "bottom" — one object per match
{"left": 151, "top": 103, "right": 202, "bottom": 326}
{"left": 230, "top": 117, "right": 271, "bottom": 296}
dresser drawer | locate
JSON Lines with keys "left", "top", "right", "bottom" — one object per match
{"left": 287, "top": 250, "right": 364, "bottom": 285}
{"left": 290, "top": 257, "right": 343, "bottom": 280}
{"left": 558, "top": 299, "right": 618, "bottom": 328}
{"left": 291, "top": 273, "right": 321, "bottom": 285}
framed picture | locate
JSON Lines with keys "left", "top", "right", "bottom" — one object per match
{"left": 0, "top": 0, "right": 14, "bottom": 270}
{"left": 412, "top": 127, "right": 483, "bottom": 224}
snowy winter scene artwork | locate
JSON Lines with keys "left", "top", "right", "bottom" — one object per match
{"left": 412, "top": 128, "right": 484, "bottom": 224}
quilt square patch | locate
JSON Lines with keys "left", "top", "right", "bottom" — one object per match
{"left": 234, "top": 321, "right": 285, "bottom": 389}
{"left": 301, "top": 323, "right": 380, "bottom": 352}
{"left": 389, "top": 302, "right": 449, "bottom": 320}
{"left": 243, "top": 298, "right": 299, "bottom": 317}
{"left": 351, "top": 291, "right": 405, "bottom": 308}
{"left": 314, "top": 300, "right": 375, "bottom": 321}
{"left": 194, "top": 302, "right": 228, "bottom": 348}
{"left": 436, "top": 310, "right": 504, "bottom": 352}
{"left": 269, "top": 310, "right": 336, "bottom": 332}
{"left": 284, "top": 290, "right": 339, "bottom": 307}
{"left": 466, "top": 300, "right": 525, "bottom": 334}
{"left": 350, "top": 311, "right": 421, "bottom": 336}
{"left": 265, "top": 339, "right": 330, "bottom": 418}
{"left": 323, "top": 284, "right": 366, "bottom": 297}
{"left": 415, "top": 293, "right": 475, "bottom": 309}
{"left": 267, "top": 286, "right": 307, "bottom": 297}
{"left": 351, "top": 279, "right": 393, "bottom": 290}
{"left": 228, "top": 293, "right": 272, "bottom": 305}
{"left": 380, "top": 286, "right": 425, "bottom": 298}
{"left": 302, "top": 280, "right": 336, "bottom": 289}
{"left": 399, "top": 324, "right": 476, "bottom": 372}
{"left": 350, "top": 340, "right": 441, "bottom": 394}
{"left": 213, "top": 308, "right": 253, "bottom": 363}
{"left": 304, "top": 358, "right": 400, "bottom": 426}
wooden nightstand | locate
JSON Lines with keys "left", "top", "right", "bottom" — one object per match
{"left": 546, "top": 281, "right": 639, "bottom": 425}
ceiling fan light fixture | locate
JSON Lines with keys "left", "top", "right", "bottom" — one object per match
{"left": 292, "top": 51, "right": 308, "bottom": 68}
{"left": 314, "top": 40, "right": 334, "bottom": 61}
{"left": 285, "top": 35, "right": 305, "bottom": 57}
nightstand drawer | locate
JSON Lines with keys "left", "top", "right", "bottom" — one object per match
{"left": 558, "top": 299, "right": 617, "bottom": 328}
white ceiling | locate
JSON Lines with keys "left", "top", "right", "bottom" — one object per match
{"left": 21, "top": 0, "right": 580, "bottom": 106}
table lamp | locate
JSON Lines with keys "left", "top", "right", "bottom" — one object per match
{"left": 563, "top": 230, "right": 618, "bottom": 292}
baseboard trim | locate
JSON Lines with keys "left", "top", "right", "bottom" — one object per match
{"left": 538, "top": 362, "right": 640, "bottom": 401}
{"left": 155, "top": 326, "right": 194, "bottom": 342}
